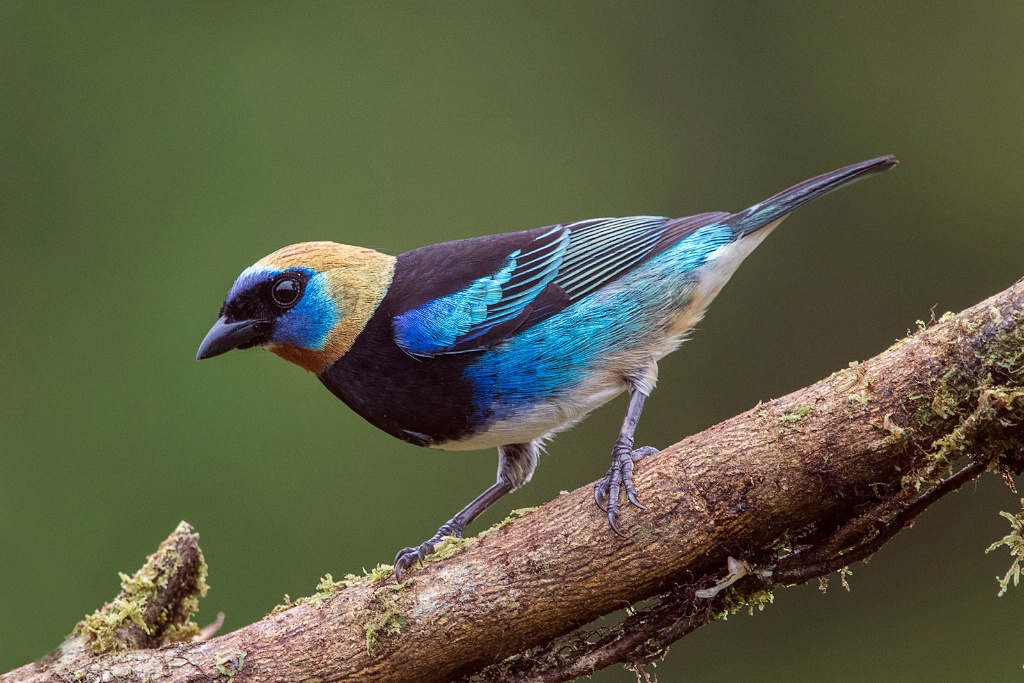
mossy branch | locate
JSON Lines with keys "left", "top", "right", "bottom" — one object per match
{"left": 71, "top": 521, "right": 209, "bottom": 654}
{"left": 4, "top": 277, "right": 1024, "bottom": 683}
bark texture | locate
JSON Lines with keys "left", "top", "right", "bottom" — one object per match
{"left": 5, "top": 278, "right": 1024, "bottom": 683}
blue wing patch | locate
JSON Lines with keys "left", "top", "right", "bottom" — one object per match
{"left": 393, "top": 227, "right": 570, "bottom": 356}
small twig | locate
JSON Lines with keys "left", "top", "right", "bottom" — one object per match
{"left": 772, "top": 457, "right": 989, "bottom": 584}
{"left": 195, "top": 613, "right": 226, "bottom": 643}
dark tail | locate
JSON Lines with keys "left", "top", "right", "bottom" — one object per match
{"left": 728, "top": 155, "right": 898, "bottom": 236}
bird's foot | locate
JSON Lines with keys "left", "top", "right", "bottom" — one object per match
{"left": 393, "top": 521, "right": 463, "bottom": 582}
{"left": 593, "top": 442, "right": 659, "bottom": 535}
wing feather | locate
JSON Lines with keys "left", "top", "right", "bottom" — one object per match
{"left": 392, "top": 210, "right": 731, "bottom": 356}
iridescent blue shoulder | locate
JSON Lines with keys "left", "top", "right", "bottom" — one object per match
{"left": 392, "top": 226, "right": 570, "bottom": 356}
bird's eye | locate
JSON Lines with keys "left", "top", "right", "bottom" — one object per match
{"left": 271, "top": 276, "right": 303, "bottom": 308}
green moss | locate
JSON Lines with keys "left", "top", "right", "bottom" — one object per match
{"left": 214, "top": 650, "right": 246, "bottom": 678}
{"left": 363, "top": 583, "right": 409, "bottom": 652}
{"left": 848, "top": 390, "right": 871, "bottom": 409}
{"left": 905, "top": 385, "right": 1024, "bottom": 491}
{"left": 162, "top": 621, "right": 203, "bottom": 644}
{"left": 270, "top": 508, "right": 540, "bottom": 619}
{"left": 902, "top": 416, "right": 961, "bottom": 491}
{"left": 718, "top": 586, "right": 775, "bottom": 619}
{"left": 886, "top": 303, "right": 1024, "bottom": 497}
{"left": 72, "top": 522, "right": 209, "bottom": 654}
{"left": 305, "top": 573, "right": 342, "bottom": 607}
{"left": 479, "top": 506, "right": 539, "bottom": 538}
{"left": 268, "top": 570, "right": 412, "bottom": 649}
{"left": 279, "top": 565, "right": 401, "bottom": 612}
{"left": 933, "top": 370, "right": 964, "bottom": 419}
{"left": 362, "top": 564, "right": 397, "bottom": 582}
{"left": 882, "top": 429, "right": 911, "bottom": 447}
{"left": 907, "top": 366, "right": 975, "bottom": 429}
{"left": 75, "top": 594, "right": 150, "bottom": 653}
{"left": 425, "top": 535, "right": 477, "bottom": 562}
{"left": 423, "top": 506, "right": 539, "bottom": 562}
{"left": 979, "top": 317, "right": 1024, "bottom": 381}
{"left": 780, "top": 405, "right": 813, "bottom": 423}
{"left": 986, "top": 498, "right": 1024, "bottom": 597}
{"left": 268, "top": 594, "right": 294, "bottom": 616}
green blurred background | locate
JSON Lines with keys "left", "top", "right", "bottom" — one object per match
{"left": 2, "top": 3, "right": 1023, "bottom": 680}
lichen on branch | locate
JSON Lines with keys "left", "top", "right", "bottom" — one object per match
{"left": 72, "top": 521, "right": 209, "bottom": 653}
{"left": 987, "top": 498, "right": 1024, "bottom": 596}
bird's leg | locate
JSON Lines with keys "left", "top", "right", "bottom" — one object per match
{"left": 393, "top": 441, "right": 541, "bottom": 581}
{"left": 594, "top": 383, "right": 659, "bottom": 535}
{"left": 392, "top": 482, "right": 511, "bottom": 581}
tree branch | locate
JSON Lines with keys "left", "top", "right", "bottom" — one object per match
{"left": 6, "top": 278, "right": 1024, "bottom": 683}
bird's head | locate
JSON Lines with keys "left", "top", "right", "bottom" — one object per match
{"left": 197, "top": 242, "right": 395, "bottom": 373}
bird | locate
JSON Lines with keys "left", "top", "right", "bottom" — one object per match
{"left": 197, "top": 155, "right": 897, "bottom": 579}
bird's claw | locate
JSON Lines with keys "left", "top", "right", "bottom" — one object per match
{"left": 393, "top": 522, "right": 462, "bottom": 582}
{"left": 593, "top": 443, "right": 658, "bottom": 533}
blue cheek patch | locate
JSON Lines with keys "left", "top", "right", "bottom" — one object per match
{"left": 273, "top": 271, "right": 339, "bottom": 350}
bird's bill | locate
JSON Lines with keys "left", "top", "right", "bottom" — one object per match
{"left": 196, "top": 316, "right": 271, "bottom": 360}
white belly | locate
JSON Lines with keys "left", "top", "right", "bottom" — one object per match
{"left": 437, "top": 369, "right": 628, "bottom": 451}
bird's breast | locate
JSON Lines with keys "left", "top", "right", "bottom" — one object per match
{"left": 317, "top": 313, "right": 483, "bottom": 447}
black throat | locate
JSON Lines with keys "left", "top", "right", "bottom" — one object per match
{"left": 317, "top": 251, "right": 489, "bottom": 447}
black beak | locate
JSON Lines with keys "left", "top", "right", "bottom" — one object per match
{"left": 196, "top": 317, "right": 271, "bottom": 361}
